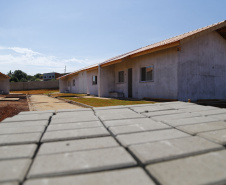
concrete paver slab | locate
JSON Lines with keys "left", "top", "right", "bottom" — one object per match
{"left": 163, "top": 116, "right": 219, "bottom": 127}
{"left": 151, "top": 113, "right": 201, "bottom": 122}
{"left": 116, "top": 129, "right": 189, "bottom": 147}
{"left": 142, "top": 109, "right": 185, "bottom": 117}
{"left": 19, "top": 110, "right": 55, "bottom": 115}
{"left": 103, "top": 118, "right": 162, "bottom": 128}
{"left": 109, "top": 122, "right": 170, "bottom": 136}
{"left": 54, "top": 111, "right": 95, "bottom": 118}
{"left": 198, "top": 129, "right": 226, "bottom": 145}
{"left": 94, "top": 108, "right": 132, "bottom": 115}
{"left": 24, "top": 168, "right": 155, "bottom": 185}
{"left": 2, "top": 113, "right": 52, "bottom": 123}
{"left": 180, "top": 106, "right": 217, "bottom": 112}
{"left": 56, "top": 108, "right": 92, "bottom": 112}
{"left": 0, "top": 120, "right": 48, "bottom": 127}
{"left": 51, "top": 115, "right": 99, "bottom": 124}
{"left": 0, "top": 159, "right": 31, "bottom": 183}
{"left": 98, "top": 112, "right": 145, "bottom": 121}
{"left": 0, "top": 182, "right": 19, "bottom": 185}
{"left": 194, "top": 109, "right": 226, "bottom": 116}
{"left": 176, "top": 121, "right": 226, "bottom": 135}
{"left": 209, "top": 114, "right": 226, "bottom": 121}
{"left": 0, "top": 144, "right": 37, "bottom": 160}
{"left": 38, "top": 137, "right": 119, "bottom": 155}
{"left": 146, "top": 150, "right": 226, "bottom": 185}
{"left": 28, "top": 147, "right": 137, "bottom": 178}
{"left": 130, "top": 105, "right": 174, "bottom": 113}
{"left": 41, "top": 127, "right": 110, "bottom": 142}
{"left": 0, "top": 126, "right": 45, "bottom": 135}
{"left": 0, "top": 132, "right": 42, "bottom": 146}
{"left": 129, "top": 136, "right": 223, "bottom": 164}
{"left": 46, "top": 121, "right": 103, "bottom": 132}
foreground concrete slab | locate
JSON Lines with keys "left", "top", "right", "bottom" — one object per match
{"left": 0, "top": 159, "right": 31, "bottom": 183}
{"left": 0, "top": 144, "right": 37, "bottom": 160}
{"left": 0, "top": 126, "right": 45, "bottom": 135}
{"left": 103, "top": 118, "right": 163, "bottom": 128}
{"left": 151, "top": 113, "right": 201, "bottom": 122}
{"left": 176, "top": 121, "right": 226, "bottom": 135}
{"left": 163, "top": 117, "right": 219, "bottom": 127}
{"left": 25, "top": 168, "right": 155, "bottom": 185}
{"left": 146, "top": 150, "right": 226, "bottom": 185}
{"left": 195, "top": 109, "right": 226, "bottom": 116}
{"left": 0, "top": 132, "right": 42, "bottom": 146}
{"left": 41, "top": 127, "right": 110, "bottom": 142}
{"left": 116, "top": 129, "right": 189, "bottom": 147}
{"left": 46, "top": 121, "right": 103, "bottom": 132}
{"left": 0, "top": 182, "right": 19, "bottom": 185}
{"left": 38, "top": 137, "right": 119, "bottom": 155}
{"left": 2, "top": 113, "right": 52, "bottom": 123}
{"left": 129, "top": 136, "right": 223, "bottom": 164}
{"left": 56, "top": 108, "right": 92, "bottom": 112}
{"left": 198, "top": 129, "right": 226, "bottom": 145}
{"left": 19, "top": 110, "right": 55, "bottom": 115}
{"left": 142, "top": 109, "right": 186, "bottom": 117}
{"left": 0, "top": 120, "right": 48, "bottom": 127}
{"left": 130, "top": 105, "right": 174, "bottom": 113}
{"left": 109, "top": 122, "right": 170, "bottom": 136}
{"left": 51, "top": 115, "right": 99, "bottom": 124}
{"left": 210, "top": 114, "right": 226, "bottom": 121}
{"left": 53, "top": 111, "right": 95, "bottom": 118}
{"left": 28, "top": 147, "right": 137, "bottom": 178}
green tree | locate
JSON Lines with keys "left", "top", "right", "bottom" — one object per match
{"left": 13, "top": 70, "right": 28, "bottom": 82}
{"left": 10, "top": 76, "right": 19, "bottom": 82}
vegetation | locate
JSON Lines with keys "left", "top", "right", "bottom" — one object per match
{"left": 63, "top": 97, "right": 154, "bottom": 107}
{"left": 7, "top": 70, "right": 43, "bottom": 82}
{"left": 10, "top": 89, "right": 59, "bottom": 95}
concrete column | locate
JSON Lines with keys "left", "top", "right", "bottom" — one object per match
{"left": 98, "top": 65, "right": 101, "bottom": 97}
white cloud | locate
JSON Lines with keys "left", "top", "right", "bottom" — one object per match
{"left": 0, "top": 46, "right": 102, "bottom": 75}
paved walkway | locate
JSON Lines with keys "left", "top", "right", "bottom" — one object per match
{"left": 29, "top": 95, "right": 83, "bottom": 111}
{"left": 0, "top": 101, "right": 226, "bottom": 185}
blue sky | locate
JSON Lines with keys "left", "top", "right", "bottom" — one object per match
{"left": 0, "top": 0, "right": 225, "bottom": 75}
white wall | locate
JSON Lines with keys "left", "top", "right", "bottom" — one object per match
{"left": 178, "top": 31, "right": 226, "bottom": 101}
{"left": 100, "top": 47, "right": 179, "bottom": 99}
{"left": 0, "top": 76, "right": 10, "bottom": 94}
{"left": 87, "top": 69, "right": 98, "bottom": 96}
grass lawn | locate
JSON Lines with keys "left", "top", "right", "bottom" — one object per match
{"left": 10, "top": 89, "right": 59, "bottom": 95}
{"left": 63, "top": 97, "right": 154, "bottom": 107}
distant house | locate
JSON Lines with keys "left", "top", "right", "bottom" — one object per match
{"left": 0, "top": 72, "right": 10, "bottom": 94}
{"left": 58, "top": 20, "right": 226, "bottom": 101}
{"left": 43, "top": 72, "right": 66, "bottom": 81}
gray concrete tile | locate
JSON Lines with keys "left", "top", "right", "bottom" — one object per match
{"left": 98, "top": 112, "right": 145, "bottom": 121}
{"left": 0, "top": 126, "right": 45, "bottom": 135}
{"left": 130, "top": 105, "right": 174, "bottom": 113}
{"left": 191, "top": 108, "right": 226, "bottom": 115}
{"left": 109, "top": 122, "right": 170, "bottom": 136}
{"left": 2, "top": 113, "right": 52, "bottom": 123}
{"left": 19, "top": 110, "right": 55, "bottom": 115}
{"left": 24, "top": 167, "right": 155, "bottom": 185}
{"left": 0, "top": 133, "right": 42, "bottom": 146}
{"left": 146, "top": 150, "right": 226, "bottom": 185}
{"left": 116, "top": 129, "right": 189, "bottom": 147}
{"left": 198, "top": 129, "right": 226, "bottom": 145}
{"left": 0, "top": 182, "right": 19, "bottom": 185}
{"left": 50, "top": 115, "right": 99, "bottom": 124}
{"left": 142, "top": 110, "right": 186, "bottom": 117}
{"left": 151, "top": 113, "right": 201, "bottom": 122}
{"left": 180, "top": 106, "right": 217, "bottom": 112}
{"left": 53, "top": 111, "right": 95, "bottom": 119}
{"left": 46, "top": 121, "right": 103, "bottom": 132}
{"left": 0, "top": 120, "right": 48, "bottom": 127}
{"left": 129, "top": 136, "right": 223, "bottom": 164}
{"left": 209, "top": 114, "right": 226, "bottom": 121}
{"left": 93, "top": 105, "right": 132, "bottom": 110}
{"left": 95, "top": 108, "right": 132, "bottom": 115}
{"left": 38, "top": 137, "right": 119, "bottom": 155}
{"left": 103, "top": 118, "right": 161, "bottom": 128}
{"left": 57, "top": 108, "right": 92, "bottom": 112}
{"left": 28, "top": 147, "right": 137, "bottom": 178}
{"left": 0, "top": 159, "right": 31, "bottom": 183}
{"left": 0, "top": 144, "right": 37, "bottom": 160}
{"left": 41, "top": 127, "right": 110, "bottom": 142}
{"left": 176, "top": 121, "right": 226, "bottom": 135}
{"left": 163, "top": 117, "right": 219, "bottom": 127}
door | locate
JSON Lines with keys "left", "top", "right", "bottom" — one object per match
{"left": 128, "top": 68, "right": 132, "bottom": 98}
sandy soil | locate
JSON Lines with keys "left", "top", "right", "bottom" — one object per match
{"left": 29, "top": 95, "right": 83, "bottom": 111}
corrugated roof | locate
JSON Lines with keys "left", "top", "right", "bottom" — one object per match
{"left": 0, "top": 72, "right": 10, "bottom": 79}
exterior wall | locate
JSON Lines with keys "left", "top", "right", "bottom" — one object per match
{"left": 178, "top": 31, "right": 226, "bottom": 101}
{"left": 100, "top": 47, "right": 179, "bottom": 99}
{"left": 0, "top": 76, "right": 10, "bottom": 94}
{"left": 59, "top": 78, "right": 68, "bottom": 93}
{"left": 10, "top": 80, "right": 59, "bottom": 91}
{"left": 87, "top": 69, "right": 98, "bottom": 96}
{"left": 43, "top": 72, "right": 55, "bottom": 81}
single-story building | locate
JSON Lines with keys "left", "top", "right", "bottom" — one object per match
{"left": 43, "top": 72, "right": 66, "bottom": 81}
{"left": 0, "top": 72, "right": 10, "bottom": 94}
{"left": 59, "top": 20, "right": 226, "bottom": 101}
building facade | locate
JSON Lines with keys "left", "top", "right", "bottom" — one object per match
{"left": 0, "top": 72, "right": 10, "bottom": 94}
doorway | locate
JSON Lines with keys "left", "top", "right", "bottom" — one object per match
{"left": 128, "top": 68, "right": 132, "bottom": 98}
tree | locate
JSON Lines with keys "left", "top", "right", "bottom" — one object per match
{"left": 10, "top": 76, "right": 19, "bottom": 82}
{"left": 13, "top": 70, "right": 28, "bottom": 82}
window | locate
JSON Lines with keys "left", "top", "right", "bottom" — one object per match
{"left": 44, "top": 76, "right": 46, "bottom": 78}
{"left": 49, "top": 76, "right": 51, "bottom": 78}
{"left": 52, "top": 76, "right": 54, "bottom": 78}
{"left": 118, "top": 71, "right": 124, "bottom": 83}
{"left": 141, "top": 65, "right": 154, "bottom": 81}
{"left": 92, "top": 76, "right": 97, "bottom": 85}
{"left": 73, "top": 79, "right": 75, "bottom": 86}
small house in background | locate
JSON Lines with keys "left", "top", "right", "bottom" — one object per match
{"left": 43, "top": 72, "right": 66, "bottom": 81}
{"left": 58, "top": 20, "right": 226, "bottom": 101}
{"left": 0, "top": 72, "right": 10, "bottom": 94}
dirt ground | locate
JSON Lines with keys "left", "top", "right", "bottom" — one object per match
{"left": 0, "top": 95, "right": 29, "bottom": 122}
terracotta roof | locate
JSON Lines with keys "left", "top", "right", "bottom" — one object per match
{"left": 0, "top": 72, "right": 10, "bottom": 79}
